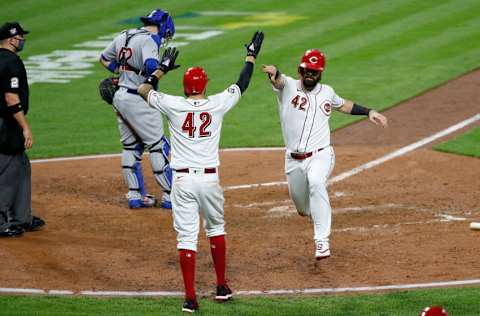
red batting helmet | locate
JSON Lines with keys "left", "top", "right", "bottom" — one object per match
{"left": 299, "top": 49, "right": 326, "bottom": 72}
{"left": 420, "top": 306, "right": 448, "bottom": 316}
{"left": 183, "top": 67, "right": 208, "bottom": 96}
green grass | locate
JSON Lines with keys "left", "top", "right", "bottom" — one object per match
{"left": 434, "top": 126, "right": 480, "bottom": 158}
{"left": 1, "top": 1, "right": 479, "bottom": 314}
{"left": 2, "top": 0, "right": 480, "bottom": 157}
{"left": 1, "top": 287, "right": 479, "bottom": 316}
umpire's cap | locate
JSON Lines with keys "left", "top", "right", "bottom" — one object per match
{"left": 0, "top": 22, "right": 29, "bottom": 40}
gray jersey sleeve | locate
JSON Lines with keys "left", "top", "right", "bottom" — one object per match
{"left": 101, "top": 32, "right": 123, "bottom": 61}
{"left": 141, "top": 36, "right": 160, "bottom": 64}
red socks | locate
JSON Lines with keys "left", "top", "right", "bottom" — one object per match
{"left": 179, "top": 235, "right": 226, "bottom": 300}
{"left": 179, "top": 249, "right": 196, "bottom": 300}
{"left": 209, "top": 235, "right": 227, "bottom": 286}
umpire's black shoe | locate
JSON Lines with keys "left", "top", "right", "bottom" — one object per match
{"left": 0, "top": 225, "right": 25, "bottom": 238}
{"left": 181, "top": 299, "right": 199, "bottom": 313}
{"left": 22, "top": 216, "right": 45, "bottom": 232}
{"left": 215, "top": 284, "right": 233, "bottom": 301}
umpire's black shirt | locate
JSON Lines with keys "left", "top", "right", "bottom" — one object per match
{"left": 0, "top": 48, "right": 29, "bottom": 114}
{"left": 0, "top": 48, "right": 29, "bottom": 154}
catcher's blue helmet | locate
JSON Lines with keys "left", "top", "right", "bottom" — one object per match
{"left": 140, "top": 9, "right": 175, "bottom": 39}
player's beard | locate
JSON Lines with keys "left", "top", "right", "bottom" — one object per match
{"left": 302, "top": 74, "right": 321, "bottom": 90}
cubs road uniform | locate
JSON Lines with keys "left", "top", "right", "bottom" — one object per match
{"left": 101, "top": 26, "right": 172, "bottom": 208}
{"left": 273, "top": 75, "right": 344, "bottom": 258}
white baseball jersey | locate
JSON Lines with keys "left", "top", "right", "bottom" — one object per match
{"left": 147, "top": 84, "right": 241, "bottom": 169}
{"left": 147, "top": 83, "right": 242, "bottom": 252}
{"left": 274, "top": 75, "right": 345, "bottom": 154}
{"left": 272, "top": 75, "right": 342, "bottom": 250}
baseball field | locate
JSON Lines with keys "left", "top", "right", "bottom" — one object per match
{"left": 1, "top": 0, "right": 480, "bottom": 315}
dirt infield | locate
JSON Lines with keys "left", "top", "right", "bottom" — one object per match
{"left": 1, "top": 71, "right": 479, "bottom": 293}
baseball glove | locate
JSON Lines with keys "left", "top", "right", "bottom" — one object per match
{"left": 99, "top": 77, "right": 119, "bottom": 104}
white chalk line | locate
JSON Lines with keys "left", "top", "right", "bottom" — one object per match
{"left": 333, "top": 216, "right": 467, "bottom": 233}
{"left": 30, "top": 113, "right": 479, "bottom": 182}
{"left": 18, "top": 114, "right": 478, "bottom": 298}
{"left": 30, "top": 147, "right": 283, "bottom": 164}
{"left": 328, "top": 113, "right": 480, "bottom": 184}
{"left": 2, "top": 279, "right": 480, "bottom": 297}
{"left": 226, "top": 113, "right": 480, "bottom": 190}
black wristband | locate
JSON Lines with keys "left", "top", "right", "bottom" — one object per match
{"left": 274, "top": 68, "right": 281, "bottom": 80}
{"left": 351, "top": 103, "right": 371, "bottom": 116}
{"left": 8, "top": 103, "right": 23, "bottom": 114}
{"left": 144, "top": 74, "right": 159, "bottom": 87}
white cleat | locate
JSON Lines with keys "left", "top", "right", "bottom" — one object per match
{"left": 315, "top": 241, "right": 331, "bottom": 260}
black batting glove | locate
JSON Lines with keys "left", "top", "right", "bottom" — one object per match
{"left": 245, "top": 31, "right": 264, "bottom": 58}
{"left": 158, "top": 47, "right": 180, "bottom": 73}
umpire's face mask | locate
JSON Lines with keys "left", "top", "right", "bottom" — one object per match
{"left": 11, "top": 36, "right": 25, "bottom": 52}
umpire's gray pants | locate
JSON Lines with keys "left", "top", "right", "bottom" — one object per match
{"left": 0, "top": 151, "right": 32, "bottom": 230}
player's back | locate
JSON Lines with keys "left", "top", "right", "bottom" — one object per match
{"left": 148, "top": 84, "right": 241, "bottom": 169}
{"left": 107, "top": 28, "right": 159, "bottom": 89}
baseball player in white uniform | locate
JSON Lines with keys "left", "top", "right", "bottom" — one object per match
{"left": 99, "top": 9, "right": 175, "bottom": 209}
{"left": 138, "top": 31, "right": 264, "bottom": 313}
{"left": 262, "top": 49, "right": 388, "bottom": 260}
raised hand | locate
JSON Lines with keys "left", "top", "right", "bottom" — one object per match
{"left": 158, "top": 47, "right": 180, "bottom": 73}
{"left": 245, "top": 31, "right": 264, "bottom": 58}
{"left": 261, "top": 64, "right": 277, "bottom": 78}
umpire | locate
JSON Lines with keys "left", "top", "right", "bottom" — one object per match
{"left": 0, "top": 21, "right": 45, "bottom": 237}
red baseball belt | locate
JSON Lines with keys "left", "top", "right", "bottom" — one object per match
{"left": 175, "top": 168, "right": 216, "bottom": 174}
{"left": 290, "top": 147, "right": 326, "bottom": 160}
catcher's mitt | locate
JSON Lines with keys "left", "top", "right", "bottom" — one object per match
{"left": 99, "top": 77, "right": 119, "bottom": 104}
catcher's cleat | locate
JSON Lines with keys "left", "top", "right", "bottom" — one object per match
{"left": 142, "top": 194, "right": 156, "bottom": 207}
{"left": 160, "top": 200, "right": 172, "bottom": 209}
{"left": 181, "top": 299, "right": 199, "bottom": 313}
{"left": 160, "top": 192, "right": 172, "bottom": 209}
{"left": 315, "top": 241, "right": 331, "bottom": 260}
{"left": 126, "top": 192, "right": 156, "bottom": 209}
{"left": 215, "top": 284, "right": 233, "bottom": 301}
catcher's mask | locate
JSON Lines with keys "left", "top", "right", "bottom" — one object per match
{"left": 140, "top": 9, "right": 175, "bottom": 43}
{"left": 183, "top": 67, "right": 208, "bottom": 96}
{"left": 420, "top": 306, "right": 448, "bottom": 316}
{"left": 298, "top": 49, "right": 325, "bottom": 89}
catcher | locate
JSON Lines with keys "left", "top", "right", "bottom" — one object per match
{"left": 99, "top": 9, "right": 175, "bottom": 209}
